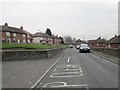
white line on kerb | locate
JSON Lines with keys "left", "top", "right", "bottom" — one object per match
{"left": 67, "top": 57, "right": 70, "bottom": 63}
{"left": 30, "top": 56, "right": 62, "bottom": 89}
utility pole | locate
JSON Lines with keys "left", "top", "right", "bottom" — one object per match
{"left": 83, "top": 34, "right": 85, "bottom": 41}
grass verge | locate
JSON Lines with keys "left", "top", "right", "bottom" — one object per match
{"left": 1, "top": 43, "right": 67, "bottom": 49}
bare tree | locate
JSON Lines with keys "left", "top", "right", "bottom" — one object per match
{"left": 64, "top": 36, "right": 73, "bottom": 44}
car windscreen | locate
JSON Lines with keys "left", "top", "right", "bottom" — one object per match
{"left": 80, "top": 44, "right": 88, "bottom": 47}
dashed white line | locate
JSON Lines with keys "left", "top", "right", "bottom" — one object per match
{"left": 67, "top": 57, "right": 70, "bottom": 63}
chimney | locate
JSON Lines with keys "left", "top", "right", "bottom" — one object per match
{"left": 4, "top": 22, "right": 8, "bottom": 26}
{"left": 20, "top": 26, "right": 23, "bottom": 30}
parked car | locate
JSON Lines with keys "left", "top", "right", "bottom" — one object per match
{"left": 79, "top": 44, "right": 90, "bottom": 53}
{"left": 76, "top": 45, "right": 80, "bottom": 49}
{"left": 69, "top": 45, "right": 73, "bottom": 48}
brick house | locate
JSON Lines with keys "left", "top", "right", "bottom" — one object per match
{"left": 32, "top": 32, "right": 61, "bottom": 45}
{"left": 1, "top": 23, "right": 31, "bottom": 43}
{"left": 21, "top": 27, "right": 33, "bottom": 43}
{"left": 107, "top": 35, "right": 120, "bottom": 48}
{"left": 88, "top": 37, "right": 107, "bottom": 48}
{"left": 75, "top": 39, "right": 86, "bottom": 45}
{"left": 52, "top": 35, "right": 61, "bottom": 45}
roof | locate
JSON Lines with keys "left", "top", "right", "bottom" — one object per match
{"left": 33, "top": 32, "right": 50, "bottom": 37}
{"left": 96, "top": 37, "right": 107, "bottom": 43}
{"left": 108, "top": 35, "right": 120, "bottom": 44}
{"left": 88, "top": 37, "right": 107, "bottom": 43}
{"left": 22, "top": 29, "right": 32, "bottom": 35}
{"left": 33, "top": 32, "right": 60, "bottom": 39}
{"left": 88, "top": 40, "right": 96, "bottom": 43}
{"left": 1, "top": 25, "right": 26, "bottom": 34}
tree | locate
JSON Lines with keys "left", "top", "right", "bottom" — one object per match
{"left": 64, "top": 36, "right": 72, "bottom": 44}
{"left": 59, "top": 36, "right": 65, "bottom": 44}
{"left": 46, "top": 28, "right": 52, "bottom": 36}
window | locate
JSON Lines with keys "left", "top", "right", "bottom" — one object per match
{"left": 23, "top": 34, "right": 26, "bottom": 37}
{"left": 13, "top": 38, "right": 16, "bottom": 42}
{"left": 6, "top": 32, "right": 10, "bottom": 36}
{"left": 13, "top": 33, "right": 16, "bottom": 37}
{"left": 23, "top": 39, "right": 26, "bottom": 43}
{"left": 27, "top": 34, "right": 30, "bottom": 38}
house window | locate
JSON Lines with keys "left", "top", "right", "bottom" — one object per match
{"left": 13, "top": 33, "right": 16, "bottom": 37}
{"left": 23, "top": 34, "right": 26, "bottom": 37}
{"left": 6, "top": 32, "right": 10, "bottom": 36}
{"left": 27, "top": 35, "right": 30, "bottom": 38}
{"left": 13, "top": 38, "right": 16, "bottom": 42}
{"left": 28, "top": 40, "right": 30, "bottom": 43}
{"left": 23, "top": 39, "right": 26, "bottom": 43}
{"left": 2, "top": 38, "right": 5, "bottom": 42}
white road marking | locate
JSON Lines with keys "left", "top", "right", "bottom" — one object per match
{"left": 31, "top": 56, "right": 62, "bottom": 89}
{"left": 51, "top": 84, "right": 88, "bottom": 88}
{"left": 43, "top": 82, "right": 67, "bottom": 88}
{"left": 51, "top": 71, "right": 81, "bottom": 75}
{"left": 43, "top": 81, "right": 88, "bottom": 88}
{"left": 57, "top": 64, "right": 80, "bottom": 68}
{"left": 51, "top": 64, "right": 83, "bottom": 78}
{"left": 79, "top": 67, "right": 83, "bottom": 73}
{"left": 67, "top": 57, "right": 70, "bottom": 63}
{"left": 50, "top": 73, "right": 83, "bottom": 78}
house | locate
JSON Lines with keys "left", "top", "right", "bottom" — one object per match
{"left": 1, "top": 23, "right": 31, "bottom": 43}
{"left": 88, "top": 37, "right": 107, "bottom": 48}
{"left": 32, "top": 32, "right": 61, "bottom": 45}
{"left": 75, "top": 39, "right": 86, "bottom": 45}
{"left": 107, "top": 35, "right": 120, "bottom": 48}
{"left": 32, "top": 32, "right": 51, "bottom": 44}
{"left": 21, "top": 27, "right": 33, "bottom": 43}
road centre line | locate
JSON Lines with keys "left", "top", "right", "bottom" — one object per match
{"left": 67, "top": 57, "right": 70, "bottom": 63}
{"left": 30, "top": 56, "right": 62, "bottom": 89}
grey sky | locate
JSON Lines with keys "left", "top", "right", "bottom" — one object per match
{"left": 1, "top": 0, "right": 118, "bottom": 40}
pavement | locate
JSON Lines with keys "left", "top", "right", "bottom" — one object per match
{"left": 2, "top": 49, "right": 66, "bottom": 88}
{"left": 91, "top": 50, "right": 119, "bottom": 64}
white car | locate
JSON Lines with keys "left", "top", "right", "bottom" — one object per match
{"left": 69, "top": 45, "right": 73, "bottom": 48}
{"left": 79, "top": 44, "right": 90, "bottom": 53}
{"left": 76, "top": 45, "right": 80, "bottom": 49}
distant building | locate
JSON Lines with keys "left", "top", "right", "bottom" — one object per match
{"left": 32, "top": 32, "right": 61, "bottom": 45}
{"left": 88, "top": 37, "right": 107, "bottom": 48}
{"left": 107, "top": 35, "right": 120, "bottom": 48}
{"left": 74, "top": 39, "right": 85, "bottom": 45}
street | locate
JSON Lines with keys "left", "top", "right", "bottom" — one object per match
{"left": 2, "top": 48, "right": 118, "bottom": 89}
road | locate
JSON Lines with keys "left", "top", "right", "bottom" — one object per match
{"left": 33, "top": 48, "right": 118, "bottom": 89}
{"left": 2, "top": 48, "right": 118, "bottom": 89}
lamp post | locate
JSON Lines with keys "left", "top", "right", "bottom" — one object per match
{"left": 83, "top": 34, "right": 85, "bottom": 42}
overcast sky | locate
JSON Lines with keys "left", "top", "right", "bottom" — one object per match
{"left": 0, "top": 0, "right": 119, "bottom": 40}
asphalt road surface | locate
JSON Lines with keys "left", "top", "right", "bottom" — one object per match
{"left": 34, "top": 48, "right": 118, "bottom": 89}
{"left": 2, "top": 48, "right": 119, "bottom": 89}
